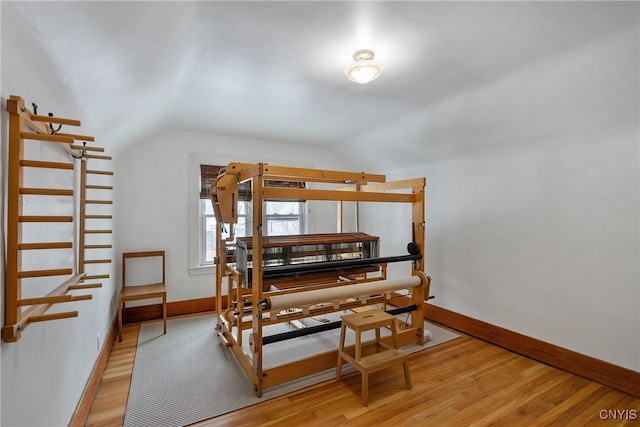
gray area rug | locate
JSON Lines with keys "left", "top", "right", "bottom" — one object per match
{"left": 124, "top": 311, "right": 459, "bottom": 427}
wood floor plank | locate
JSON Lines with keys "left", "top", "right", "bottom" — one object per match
{"left": 85, "top": 317, "right": 640, "bottom": 426}
{"left": 85, "top": 323, "right": 138, "bottom": 427}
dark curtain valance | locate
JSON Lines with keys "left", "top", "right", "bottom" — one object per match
{"left": 199, "top": 164, "right": 224, "bottom": 199}
{"left": 200, "top": 164, "right": 306, "bottom": 201}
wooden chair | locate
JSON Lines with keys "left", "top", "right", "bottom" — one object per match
{"left": 336, "top": 310, "right": 411, "bottom": 406}
{"left": 118, "top": 250, "right": 167, "bottom": 342}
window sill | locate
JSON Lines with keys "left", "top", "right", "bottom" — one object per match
{"left": 188, "top": 265, "right": 215, "bottom": 276}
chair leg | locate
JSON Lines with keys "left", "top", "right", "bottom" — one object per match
{"left": 117, "top": 299, "right": 123, "bottom": 343}
{"left": 162, "top": 295, "right": 167, "bottom": 335}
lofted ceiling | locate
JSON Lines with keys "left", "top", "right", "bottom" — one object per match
{"left": 8, "top": 1, "right": 636, "bottom": 154}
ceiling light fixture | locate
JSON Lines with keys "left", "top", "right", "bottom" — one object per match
{"left": 345, "top": 49, "right": 382, "bottom": 84}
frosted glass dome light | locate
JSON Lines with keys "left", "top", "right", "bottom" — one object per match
{"left": 345, "top": 49, "right": 382, "bottom": 84}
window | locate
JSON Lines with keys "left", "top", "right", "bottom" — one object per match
{"left": 198, "top": 164, "right": 306, "bottom": 267}
{"left": 199, "top": 199, "right": 305, "bottom": 265}
{"left": 266, "top": 201, "right": 304, "bottom": 235}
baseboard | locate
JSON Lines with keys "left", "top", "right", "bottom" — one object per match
{"left": 68, "top": 316, "right": 117, "bottom": 427}
{"left": 123, "top": 296, "right": 226, "bottom": 323}
{"left": 424, "top": 304, "right": 640, "bottom": 398}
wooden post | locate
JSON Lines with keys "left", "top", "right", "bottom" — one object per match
{"left": 251, "top": 164, "right": 265, "bottom": 397}
{"left": 215, "top": 221, "right": 223, "bottom": 321}
{"left": 411, "top": 179, "right": 426, "bottom": 346}
{"left": 355, "top": 184, "right": 361, "bottom": 232}
{"left": 3, "top": 97, "right": 25, "bottom": 342}
{"left": 79, "top": 159, "right": 87, "bottom": 273}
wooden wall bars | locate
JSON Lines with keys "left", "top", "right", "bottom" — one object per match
{"left": 2, "top": 95, "right": 113, "bottom": 342}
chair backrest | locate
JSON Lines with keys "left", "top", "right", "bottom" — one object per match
{"left": 122, "top": 250, "right": 166, "bottom": 290}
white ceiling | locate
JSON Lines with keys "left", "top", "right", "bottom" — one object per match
{"left": 9, "top": 1, "right": 636, "bottom": 154}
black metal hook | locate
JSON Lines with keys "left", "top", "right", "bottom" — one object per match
{"left": 48, "top": 112, "right": 62, "bottom": 135}
{"left": 71, "top": 141, "right": 86, "bottom": 160}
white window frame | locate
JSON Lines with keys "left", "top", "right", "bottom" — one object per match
{"left": 199, "top": 199, "right": 216, "bottom": 266}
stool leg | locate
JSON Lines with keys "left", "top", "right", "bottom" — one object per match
{"left": 403, "top": 358, "right": 412, "bottom": 389}
{"left": 391, "top": 319, "right": 399, "bottom": 349}
{"left": 362, "top": 372, "right": 369, "bottom": 407}
{"left": 336, "top": 323, "right": 346, "bottom": 379}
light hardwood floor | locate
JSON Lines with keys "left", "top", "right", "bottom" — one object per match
{"left": 86, "top": 317, "right": 639, "bottom": 426}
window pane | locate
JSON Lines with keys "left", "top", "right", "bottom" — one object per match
{"left": 267, "top": 217, "right": 300, "bottom": 236}
{"left": 204, "top": 216, "right": 216, "bottom": 263}
{"left": 200, "top": 198, "right": 304, "bottom": 266}
{"left": 266, "top": 201, "right": 300, "bottom": 215}
{"left": 238, "top": 201, "right": 249, "bottom": 215}
{"left": 204, "top": 199, "right": 214, "bottom": 215}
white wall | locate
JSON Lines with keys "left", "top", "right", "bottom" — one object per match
{"left": 1, "top": 3, "right": 116, "bottom": 426}
{"left": 114, "top": 128, "right": 345, "bottom": 303}
{"left": 346, "top": 24, "right": 639, "bottom": 371}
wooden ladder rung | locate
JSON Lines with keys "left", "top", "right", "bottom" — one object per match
{"left": 19, "top": 242, "right": 73, "bottom": 250}
{"left": 19, "top": 215, "right": 73, "bottom": 223}
{"left": 31, "top": 114, "right": 81, "bottom": 126}
{"left": 71, "top": 294, "right": 93, "bottom": 302}
{"left": 71, "top": 144, "right": 104, "bottom": 152}
{"left": 18, "top": 268, "right": 73, "bottom": 278}
{"left": 56, "top": 132, "right": 95, "bottom": 142}
{"left": 20, "top": 160, "right": 73, "bottom": 170}
{"left": 18, "top": 295, "right": 73, "bottom": 306}
{"left": 69, "top": 283, "right": 103, "bottom": 290}
{"left": 87, "top": 170, "right": 114, "bottom": 176}
{"left": 84, "top": 259, "right": 112, "bottom": 264}
{"left": 20, "top": 132, "right": 74, "bottom": 143}
{"left": 20, "top": 187, "right": 73, "bottom": 196}
{"left": 85, "top": 215, "right": 113, "bottom": 220}
{"left": 84, "top": 154, "right": 112, "bottom": 160}
{"left": 85, "top": 244, "right": 112, "bottom": 249}
{"left": 85, "top": 200, "right": 113, "bottom": 204}
{"left": 83, "top": 274, "right": 109, "bottom": 280}
{"left": 29, "top": 311, "right": 79, "bottom": 323}
{"left": 85, "top": 230, "right": 113, "bottom": 234}
{"left": 86, "top": 185, "right": 113, "bottom": 190}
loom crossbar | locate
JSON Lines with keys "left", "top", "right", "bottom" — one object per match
{"left": 262, "top": 305, "right": 418, "bottom": 345}
{"left": 262, "top": 254, "right": 421, "bottom": 280}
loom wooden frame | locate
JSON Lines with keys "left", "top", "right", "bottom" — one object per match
{"left": 212, "top": 162, "right": 428, "bottom": 397}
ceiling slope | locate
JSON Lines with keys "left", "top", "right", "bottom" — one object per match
{"left": 7, "top": 1, "right": 637, "bottom": 154}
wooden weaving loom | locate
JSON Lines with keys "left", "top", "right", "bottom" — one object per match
{"left": 211, "top": 162, "right": 429, "bottom": 397}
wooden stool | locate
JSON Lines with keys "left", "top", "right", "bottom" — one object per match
{"left": 336, "top": 310, "right": 412, "bottom": 406}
